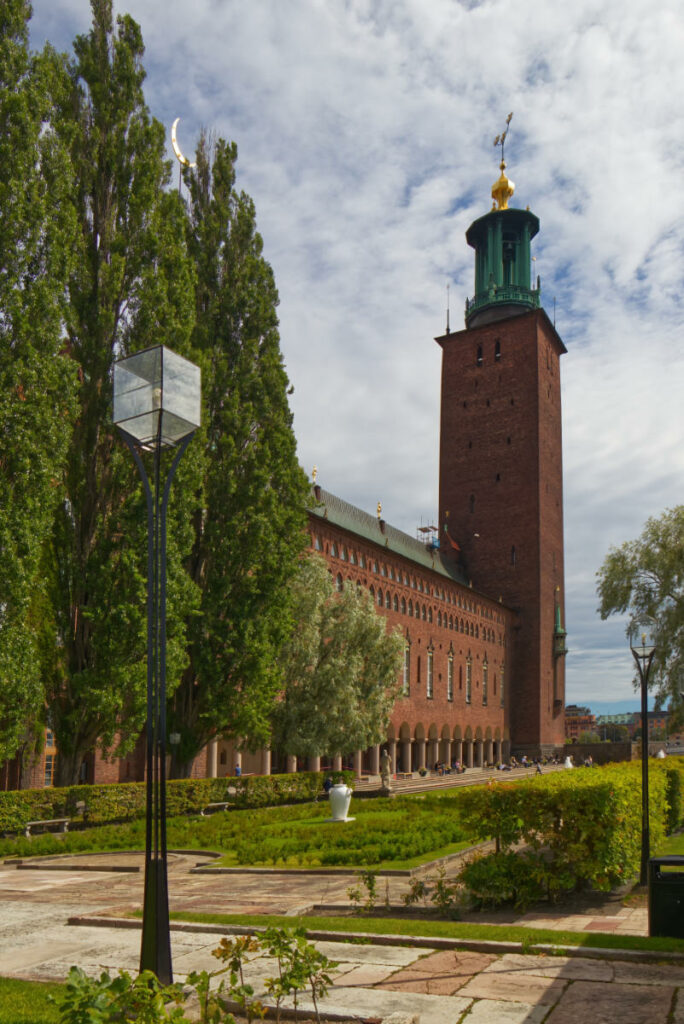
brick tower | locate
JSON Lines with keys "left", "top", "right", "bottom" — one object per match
{"left": 436, "top": 149, "right": 567, "bottom": 754}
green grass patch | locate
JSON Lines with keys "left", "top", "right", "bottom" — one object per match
{"left": 211, "top": 836, "right": 474, "bottom": 871}
{"left": 0, "top": 977, "right": 65, "bottom": 1024}
{"left": 163, "top": 910, "right": 684, "bottom": 956}
{"left": 655, "top": 831, "right": 684, "bottom": 857}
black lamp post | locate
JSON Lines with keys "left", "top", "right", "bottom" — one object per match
{"left": 629, "top": 616, "right": 657, "bottom": 887}
{"left": 113, "top": 346, "right": 201, "bottom": 983}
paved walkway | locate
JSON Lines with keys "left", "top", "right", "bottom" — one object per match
{"left": 0, "top": 852, "right": 676, "bottom": 1023}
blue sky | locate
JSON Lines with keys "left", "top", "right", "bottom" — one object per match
{"left": 29, "top": 0, "right": 684, "bottom": 715}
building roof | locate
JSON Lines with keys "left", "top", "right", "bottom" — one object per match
{"left": 309, "top": 487, "right": 472, "bottom": 588}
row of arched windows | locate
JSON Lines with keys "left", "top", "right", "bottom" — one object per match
{"left": 319, "top": 534, "right": 505, "bottom": 626}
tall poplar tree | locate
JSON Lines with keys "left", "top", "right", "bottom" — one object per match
{"left": 46, "top": 0, "right": 197, "bottom": 785}
{"left": 168, "top": 134, "right": 310, "bottom": 776}
{"left": 0, "top": 1, "right": 78, "bottom": 772}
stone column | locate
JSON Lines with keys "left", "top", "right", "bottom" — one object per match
{"left": 286, "top": 754, "right": 297, "bottom": 773}
{"left": 475, "top": 739, "right": 483, "bottom": 767}
{"left": 353, "top": 750, "right": 363, "bottom": 778}
{"left": 453, "top": 738, "right": 462, "bottom": 766}
{"left": 332, "top": 754, "right": 342, "bottom": 773}
{"left": 401, "top": 739, "right": 411, "bottom": 773}
{"left": 260, "top": 748, "right": 272, "bottom": 776}
{"left": 388, "top": 739, "right": 397, "bottom": 773}
{"left": 466, "top": 741, "right": 474, "bottom": 768}
{"left": 207, "top": 739, "right": 218, "bottom": 779}
{"left": 485, "top": 738, "right": 493, "bottom": 765}
{"left": 308, "top": 755, "right": 321, "bottom": 772}
{"left": 417, "top": 738, "right": 426, "bottom": 771}
{"left": 234, "top": 751, "right": 243, "bottom": 775}
{"left": 370, "top": 745, "right": 381, "bottom": 775}
{"left": 442, "top": 738, "right": 452, "bottom": 767}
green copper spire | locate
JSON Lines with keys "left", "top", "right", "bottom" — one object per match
{"left": 464, "top": 114, "right": 541, "bottom": 328}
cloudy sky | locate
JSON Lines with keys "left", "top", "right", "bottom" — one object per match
{"left": 30, "top": 0, "right": 684, "bottom": 715}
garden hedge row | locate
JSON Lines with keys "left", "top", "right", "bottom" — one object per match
{"left": 456, "top": 759, "right": 684, "bottom": 908}
{"left": 0, "top": 770, "right": 354, "bottom": 834}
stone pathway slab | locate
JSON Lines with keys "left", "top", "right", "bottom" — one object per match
{"left": 463, "top": 1000, "right": 549, "bottom": 1024}
{"left": 545, "top": 980, "right": 674, "bottom": 1024}
{"left": 292, "top": 984, "right": 472, "bottom": 1024}
{"left": 458, "top": 970, "right": 568, "bottom": 1005}
{"left": 482, "top": 952, "right": 613, "bottom": 981}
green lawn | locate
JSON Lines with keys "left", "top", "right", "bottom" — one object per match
{"left": 162, "top": 909, "right": 684, "bottom": 957}
{"left": 0, "top": 978, "right": 64, "bottom": 1024}
{"left": 655, "top": 831, "right": 684, "bottom": 857}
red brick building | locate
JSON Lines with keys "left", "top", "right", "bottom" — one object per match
{"left": 3, "top": 159, "right": 568, "bottom": 789}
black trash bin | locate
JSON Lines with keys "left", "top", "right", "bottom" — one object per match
{"left": 649, "top": 856, "right": 684, "bottom": 938}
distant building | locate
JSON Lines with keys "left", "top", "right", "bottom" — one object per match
{"left": 565, "top": 708, "right": 596, "bottom": 741}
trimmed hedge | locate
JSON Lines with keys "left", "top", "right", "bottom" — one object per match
{"left": 456, "top": 760, "right": 684, "bottom": 908}
{"left": 0, "top": 771, "right": 354, "bottom": 834}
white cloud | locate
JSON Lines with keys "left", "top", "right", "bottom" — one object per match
{"left": 29, "top": 0, "right": 684, "bottom": 713}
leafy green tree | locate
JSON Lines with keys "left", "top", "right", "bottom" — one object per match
{"left": 45, "top": 0, "right": 198, "bottom": 785}
{"left": 270, "top": 554, "right": 405, "bottom": 759}
{"left": 597, "top": 506, "right": 684, "bottom": 709}
{"left": 167, "top": 133, "right": 310, "bottom": 776}
{"left": 0, "top": 1, "right": 79, "bottom": 772}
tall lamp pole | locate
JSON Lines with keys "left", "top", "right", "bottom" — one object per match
{"left": 629, "top": 616, "right": 657, "bottom": 887}
{"left": 113, "top": 346, "right": 201, "bottom": 983}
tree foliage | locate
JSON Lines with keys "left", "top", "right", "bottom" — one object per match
{"left": 168, "top": 133, "right": 310, "bottom": 776}
{"left": 270, "top": 554, "right": 405, "bottom": 758}
{"left": 0, "top": 0, "right": 78, "bottom": 767}
{"left": 597, "top": 506, "right": 684, "bottom": 710}
{"left": 45, "top": 0, "right": 198, "bottom": 785}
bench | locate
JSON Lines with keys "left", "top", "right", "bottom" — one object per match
{"left": 395, "top": 772, "right": 413, "bottom": 780}
{"left": 200, "top": 802, "right": 232, "bottom": 817}
{"left": 25, "top": 818, "right": 70, "bottom": 838}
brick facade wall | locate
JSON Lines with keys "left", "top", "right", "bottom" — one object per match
{"left": 437, "top": 308, "right": 566, "bottom": 752}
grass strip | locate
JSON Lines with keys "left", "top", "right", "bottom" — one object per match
{"left": 161, "top": 910, "right": 684, "bottom": 956}
{"left": 0, "top": 977, "right": 64, "bottom": 1024}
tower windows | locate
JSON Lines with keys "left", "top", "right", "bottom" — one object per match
{"left": 427, "top": 648, "right": 434, "bottom": 699}
{"left": 511, "top": 545, "right": 517, "bottom": 566}
{"left": 476, "top": 345, "right": 483, "bottom": 367}
{"left": 482, "top": 657, "right": 488, "bottom": 706}
{"left": 447, "top": 650, "right": 454, "bottom": 701}
{"left": 403, "top": 643, "right": 410, "bottom": 696}
{"left": 495, "top": 339, "right": 501, "bottom": 361}
{"left": 469, "top": 494, "right": 475, "bottom": 513}
{"left": 393, "top": 594, "right": 398, "bottom": 611}
{"left": 466, "top": 656, "right": 472, "bottom": 704}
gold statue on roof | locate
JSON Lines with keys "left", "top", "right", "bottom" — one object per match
{"left": 491, "top": 112, "right": 515, "bottom": 210}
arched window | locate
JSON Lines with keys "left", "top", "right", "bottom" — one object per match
{"left": 401, "top": 597, "right": 407, "bottom": 615}
{"left": 447, "top": 651, "right": 454, "bottom": 702}
{"left": 476, "top": 344, "right": 483, "bottom": 367}
{"left": 393, "top": 594, "right": 399, "bottom": 611}
{"left": 350, "top": 550, "right": 357, "bottom": 565}
{"left": 449, "top": 615, "right": 454, "bottom": 630}
{"left": 408, "top": 600, "right": 413, "bottom": 617}
{"left": 422, "top": 604, "right": 427, "bottom": 621}
{"left": 466, "top": 657, "right": 472, "bottom": 704}
{"left": 428, "top": 607, "right": 433, "bottom": 623}
{"left": 341, "top": 546, "right": 348, "bottom": 561}
{"left": 438, "top": 610, "right": 442, "bottom": 627}
{"left": 369, "top": 585, "right": 375, "bottom": 600}
{"left": 377, "top": 588, "right": 383, "bottom": 607}
{"left": 359, "top": 554, "right": 366, "bottom": 569}
{"left": 331, "top": 542, "right": 338, "bottom": 558}
{"left": 482, "top": 657, "right": 488, "bottom": 706}
{"left": 385, "top": 591, "right": 391, "bottom": 609}
{"left": 314, "top": 534, "right": 322, "bottom": 551}
{"left": 335, "top": 573, "right": 343, "bottom": 592}
{"left": 495, "top": 339, "right": 501, "bottom": 361}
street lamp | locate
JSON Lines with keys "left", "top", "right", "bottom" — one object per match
{"left": 629, "top": 615, "right": 657, "bottom": 887}
{"left": 113, "top": 345, "right": 201, "bottom": 983}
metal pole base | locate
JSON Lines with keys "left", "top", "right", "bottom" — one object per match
{"left": 140, "top": 856, "right": 173, "bottom": 984}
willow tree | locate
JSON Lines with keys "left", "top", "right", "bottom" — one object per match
{"left": 45, "top": 0, "right": 198, "bottom": 786}
{"left": 167, "top": 134, "right": 310, "bottom": 776}
{"left": 270, "top": 554, "right": 405, "bottom": 759}
{"left": 0, "top": 1, "right": 78, "bottom": 774}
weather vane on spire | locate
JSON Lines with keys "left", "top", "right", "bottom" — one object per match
{"left": 493, "top": 112, "right": 513, "bottom": 166}
{"left": 491, "top": 112, "right": 515, "bottom": 210}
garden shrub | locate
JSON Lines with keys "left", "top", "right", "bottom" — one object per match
{"left": 456, "top": 762, "right": 670, "bottom": 904}
{"left": 0, "top": 771, "right": 353, "bottom": 835}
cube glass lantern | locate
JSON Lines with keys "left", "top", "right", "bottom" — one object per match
{"left": 113, "top": 346, "right": 201, "bottom": 448}
{"left": 628, "top": 615, "right": 657, "bottom": 660}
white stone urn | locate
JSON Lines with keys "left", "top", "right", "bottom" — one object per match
{"left": 328, "top": 783, "right": 354, "bottom": 822}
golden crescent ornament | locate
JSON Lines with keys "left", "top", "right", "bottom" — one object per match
{"left": 171, "top": 118, "right": 196, "bottom": 168}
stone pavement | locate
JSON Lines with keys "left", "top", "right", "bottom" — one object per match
{"left": 0, "top": 852, "right": 678, "bottom": 1023}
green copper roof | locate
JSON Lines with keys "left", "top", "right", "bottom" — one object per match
{"left": 309, "top": 487, "right": 470, "bottom": 586}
